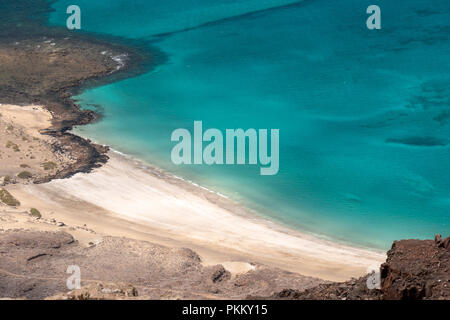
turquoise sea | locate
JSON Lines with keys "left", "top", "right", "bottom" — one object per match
{"left": 49, "top": 0, "right": 450, "bottom": 249}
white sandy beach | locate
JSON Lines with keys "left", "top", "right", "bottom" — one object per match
{"left": 1, "top": 104, "right": 386, "bottom": 282}
{"left": 22, "top": 153, "right": 386, "bottom": 281}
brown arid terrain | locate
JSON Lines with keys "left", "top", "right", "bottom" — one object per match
{"left": 0, "top": 104, "right": 76, "bottom": 185}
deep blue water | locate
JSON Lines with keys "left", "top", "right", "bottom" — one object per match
{"left": 49, "top": 0, "right": 450, "bottom": 249}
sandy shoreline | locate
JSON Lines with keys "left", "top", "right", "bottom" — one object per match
{"left": 1, "top": 104, "right": 386, "bottom": 282}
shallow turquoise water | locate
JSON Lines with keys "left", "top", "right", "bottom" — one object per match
{"left": 50, "top": 0, "right": 450, "bottom": 249}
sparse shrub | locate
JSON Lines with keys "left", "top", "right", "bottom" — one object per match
{"left": 6, "top": 141, "right": 19, "bottom": 152}
{"left": 20, "top": 164, "right": 30, "bottom": 168}
{"left": 3, "top": 175, "right": 11, "bottom": 184}
{"left": 0, "top": 188, "right": 20, "bottom": 206}
{"left": 43, "top": 161, "right": 57, "bottom": 171}
{"left": 17, "top": 171, "right": 33, "bottom": 179}
{"left": 6, "top": 124, "right": 13, "bottom": 131}
{"left": 29, "top": 208, "right": 42, "bottom": 219}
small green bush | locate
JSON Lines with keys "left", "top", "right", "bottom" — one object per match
{"left": 17, "top": 171, "right": 33, "bottom": 179}
{"left": 43, "top": 161, "right": 57, "bottom": 171}
{"left": 0, "top": 188, "right": 20, "bottom": 206}
{"left": 29, "top": 208, "right": 42, "bottom": 219}
{"left": 3, "top": 175, "right": 11, "bottom": 184}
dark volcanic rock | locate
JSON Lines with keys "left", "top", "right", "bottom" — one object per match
{"left": 380, "top": 237, "right": 450, "bottom": 300}
{"left": 209, "top": 265, "right": 231, "bottom": 283}
{"left": 435, "top": 234, "right": 450, "bottom": 250}
{"left": 263, "top": 275, "right": 380, "bottom": 300}
{"left": 263, "top": 235, "right": 449, "bottom": 300}
{"left": 1, "top": 230, "right": 75, "bottom": 250}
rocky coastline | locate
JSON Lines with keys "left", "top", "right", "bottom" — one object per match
{"left": 0, "top": 0, "right": 156, "bottom": 184}
{"left": 1, "top": 228, "right": 447, "bottom": 300}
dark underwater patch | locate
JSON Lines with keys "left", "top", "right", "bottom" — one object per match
{"left": 434, "top": 110, "right": 450, "bottom": 125}
{"left": 386, "top": 136, "right": 449, "bottom": 147}
{"left": 406, "top": 80, "right": 450, "bottom": 111}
